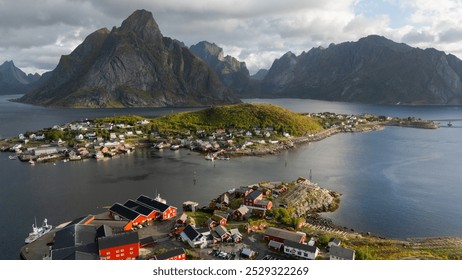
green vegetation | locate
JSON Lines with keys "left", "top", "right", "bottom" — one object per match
{"left": 150, "top": 103, "right": 322, "bottom": 136}
{"left": 185, "top": 211, "right": 211, "bottom": 227}
{"left": 271, "top": 206, "right": 305, "bottom": 229}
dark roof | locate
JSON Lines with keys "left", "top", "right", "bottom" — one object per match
{"left": 182, "top": 224, "right": 200, "bottom": 241}
{"left": 254, "top": 200, "right": 271, "bottom": 207}
{"left": 155, "top": 248, "right": 185, "bottom": 260}
{"left": 98, "top": 231, "right": 139, "bottom": 250}
{"left": 53, "top": 224, "right": 97, "bottom": 250}
{"left": 66, "top": 215, "right": 94, "bottom": 227}
{"left": 51, "top": 243, "right": 99, "bottom": 260}
{"left": 109, "top": 203, "right": 143, "bottom": 221}
{"left": 214, "top": 225, "right": 229, "bottom": 237}
{"left": 136, "top": 195, "right": 171, "bottom": 212}
{"left": 329, "top": 238, "right": 341, "bottom": 245}
{"left": 140, "top": 236, "right": 156, "bottom": 247}
{"left": 330, "top": 245, "right": 355, "bottom": 260}
{"left": 196, "top": 227, "right": 211, "bottom": 235}
{"left": 264, "top": 227, "right": 305, "bottom": 243}
{"left": 96, "top": 225, "right": 113, "bottom": 238}
{"left": 245, "top": 190, "right": 262, "bottom": 200}
{"left": 284, "top": 240, "right": 318, "bottom": 253}
{"left": 124, "top": 199, "right": 157, "bottom": 216}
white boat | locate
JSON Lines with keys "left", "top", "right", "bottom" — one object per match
{"left": 9, "top": 155, "right": 17, "bottom": 160}
{"left": 25, "top": 218, "right": 52, "bottom": 244}
{"left": 205, "top": 154, "right": 215, "bottom": 161}
{"left": 170, "top": 145, "right": 180, "bottom": 150}
{"left": 28, "top": 159, "right": 35, "bottom": 165}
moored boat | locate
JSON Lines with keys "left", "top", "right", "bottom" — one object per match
{"left": 25, "top": 218, "right": 52, "bottom": 244}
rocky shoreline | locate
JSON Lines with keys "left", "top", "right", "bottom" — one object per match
{"left": 224, "top": 119, "right": 435, "bottom": 158}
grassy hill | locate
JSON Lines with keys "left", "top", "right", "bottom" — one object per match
{"left": 150, "top": 103, "right": 322, "bottom": 136}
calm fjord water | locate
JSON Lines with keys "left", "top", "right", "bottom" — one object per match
{"left": 1, "top": 95, "right": 461, "bottom": 259}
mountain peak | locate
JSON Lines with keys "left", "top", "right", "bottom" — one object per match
{"left": 18, "top": 9, "right": 238, "bottom": 107}
{"left": 191, "top": 41, "right": 225, "bottom": 61}
{"left": 0, "top": 60, "right": 41, "bottom": 94}
{"left": 119, "top": 9, "right": 162, "bottom": 41}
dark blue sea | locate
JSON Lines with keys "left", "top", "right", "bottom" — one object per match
{"left": 1, "top": 95, "right": 461, "bottom": 259}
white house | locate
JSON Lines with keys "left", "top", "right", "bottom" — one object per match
{"left": 283, "top": 240, "right": 319, "bottom": 260}
{"left": 137, "top": 120, "right": 150, "bottom": 125}
{"left": 35, "top": 134, "right": 45, "bottom": 140}
{"left": 180, "top": 225, "right": 207, "bottom": 248}
{"left": 329, "top": 245, "right": 355, "bottom": 260}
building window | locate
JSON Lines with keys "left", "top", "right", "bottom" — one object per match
{"left": 121, "top": 253, "right": 124, "bottom": 257}
{"left": 304, "top": 253, "right": 308, "bottom": 257}
{"left": 106, "top": 252, "right": 110, "bottom": 255}
{"left": 121, "top": 249, "right": 124, "bottom": 252}
{"left": 116, "top": 250, "right": 120, "bottom": 253}
{"left": 116, "top": 254, "right": 120, "bottom": 258}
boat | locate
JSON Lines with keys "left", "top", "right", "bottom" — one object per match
{"left": 25, "top": 218, "right": 52, "bottom": 244}
{"left": 8, "top": 155, "right": 17, "bottom": 160}
{"left": 69, "top": 155, "right": 82, "bottom": 161}
{"left": 28, "top": 159, "right": 35, "bottom": 165}
{"left": 448, "top": 121, "right": 453, "bottom": 127}
{"left": 170, "top": 145, "right": 180, "bottom": 150}
{"left": 205, "top": 153, "right": 215, "bottom": 161}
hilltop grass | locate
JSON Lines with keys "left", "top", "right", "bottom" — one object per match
{"left": 150, "top": 103, "right": 322, "bottom": 136}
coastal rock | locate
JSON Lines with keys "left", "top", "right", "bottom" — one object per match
{"left": 18, "top": 10, "right": 239, "bottom": 108}
{"left": 284, "top": 177, "right": 340, "bottom": 216}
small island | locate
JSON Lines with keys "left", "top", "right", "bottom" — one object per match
{"left": 0, "top": 103, "right": 437, "bottom": 164}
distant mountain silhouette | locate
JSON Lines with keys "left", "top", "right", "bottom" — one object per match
{"left": 0, "top": 61, "right": 40, "bottom": 95}
{"left": 246, "top": 35, "right": 462, "bottom": 104}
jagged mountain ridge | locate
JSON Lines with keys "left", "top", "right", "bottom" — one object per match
{"left": 190, "top": 41, "right": 250, "bottom": 94}
{"left": 256, "top": 35, "right": 462, "bottom": 104}
{"left": 0, "top": 61, "right": 41, "bottom": 95}
{"left": 18, "top": 10, "right": 239, "bottom": 108}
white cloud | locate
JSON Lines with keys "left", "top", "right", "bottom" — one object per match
{"left": 1, "top": 0, "right": 462, "bottom": 75}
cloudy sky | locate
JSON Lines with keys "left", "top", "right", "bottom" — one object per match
{"left": 1, "top": 0, "right": 462, "bottom": 75}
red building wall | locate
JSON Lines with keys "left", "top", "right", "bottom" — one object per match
{"left": 124, "top": 221, "right": 133, "bottom": 231}
{"left": 164, "top": 253, "right": 186, "bottom": 260}
{"left": 244, "top": 194, "right": 263, "bottom": 207}
{"left": 99, "top": 242, "right": 140, "bottom": 260}
{"left": 162, "top": 207, "right": 177, "bottom": 220}
{"left": 134, "top": 215, "right": 148, "bottom": 225}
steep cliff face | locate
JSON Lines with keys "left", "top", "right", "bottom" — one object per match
{"left": 190, "top": 41, "right": 250, "bottom": 94}
{"left": 0, "top": 61, "right": 40, "bottom": 95}
{"left": 259, "top": 35, "right": 462, "bottom": 104}
{"left": 19, "top": 10, "right": 239, "bottom": 107}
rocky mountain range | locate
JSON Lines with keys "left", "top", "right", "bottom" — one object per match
{"left": 0, "top": 61, "right": 41, "bottom": 95}
{"left": 11, "top": 10, "right": 462, "bottom": 106}
{"left": 18, "top": 10, "right": 239, "bottom": 108}
{"left": 253, "top": 35, "right": 462, "bottom": 104}
{"left": 190, "top": 41, "right": 250, "bottom": 94}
